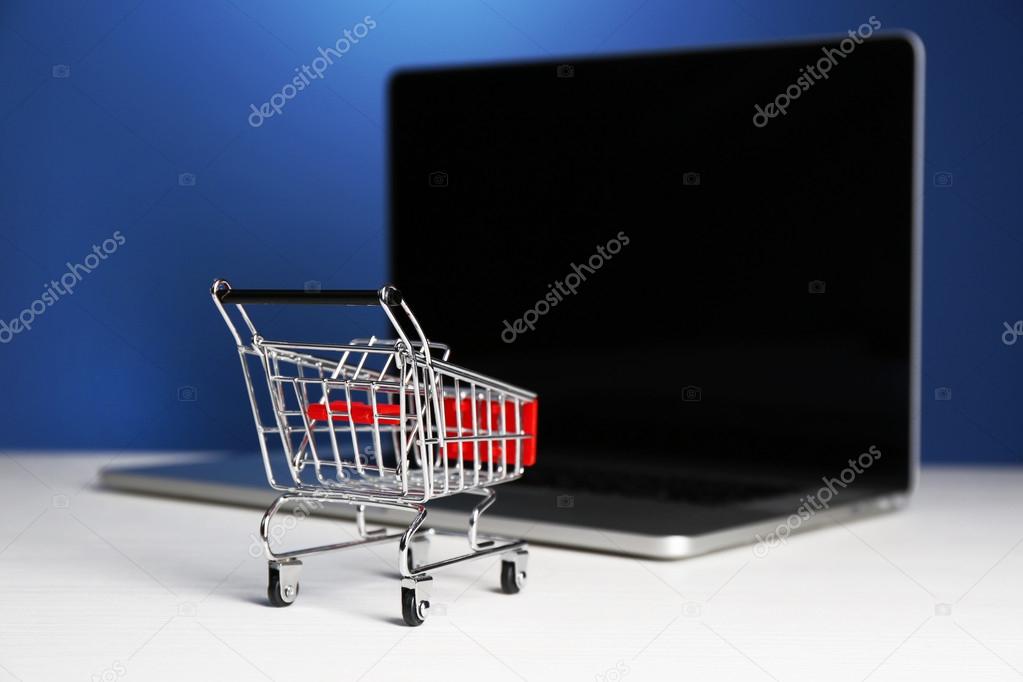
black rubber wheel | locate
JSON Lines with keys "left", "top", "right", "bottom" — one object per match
{"left": 267, "top": 566, "right": 299, "bottom": 607}
{"left": 500, "top": 560, "right": 524, "bottom": 594}
{"left": 401, "top": 586, "right": 427, "bottom": 626}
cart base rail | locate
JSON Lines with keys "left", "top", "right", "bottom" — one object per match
{"left": 259, "top": 487, "right": 529, "bottom": 625}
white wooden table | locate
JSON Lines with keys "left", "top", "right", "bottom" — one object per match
{"left": 0, "top": 454, "right": 1020, "bottom": 681}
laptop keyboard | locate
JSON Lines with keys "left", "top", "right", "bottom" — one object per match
{"left": 522, "top": 467, "right": 793, "bottom": 506}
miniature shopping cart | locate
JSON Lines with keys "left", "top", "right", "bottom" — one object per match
{"left": 211, "top": 280, "right": 537, "bottom": 625}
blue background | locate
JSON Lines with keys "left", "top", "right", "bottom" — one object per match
{"left": 1, "top": 0, "right": 1020, "bottom": 462}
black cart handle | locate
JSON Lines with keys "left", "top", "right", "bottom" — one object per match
{"left": 214, "top": 283, "right": 402, "bottom": 307}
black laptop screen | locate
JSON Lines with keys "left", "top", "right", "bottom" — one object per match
{"left": 389, "top": 36, "right": 917, "bottom": 499}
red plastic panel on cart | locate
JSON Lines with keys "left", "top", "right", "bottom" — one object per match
{"left": 306, "top": 401, "right": 401, "bottom": 424}
{"left": 441, "top": 398, "right": 538, "bottom": 467}
{"left": 305, "top": 398, "right": 538, "bottom": 466}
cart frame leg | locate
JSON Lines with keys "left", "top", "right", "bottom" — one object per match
{"left": 399, "top": 488, "right": 529, "bottom": 577}
{"left": 466, "top": 487, "right": 497, "bottom": 550}
{"left": 258, "top": 493, "right": 406, "bottom": 563}
{"left": 256, "top": 489, "right": 528, "bottom": 621}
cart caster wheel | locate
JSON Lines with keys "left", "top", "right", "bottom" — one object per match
{"left": 500, "top": 549, "right": 528, "bottom": 594}
{"left": 268, "top": 560, "right": 302, "bottom": 607}
{"left": 401, "top": 587, "right": 426, "bottom": 626}
{"left": 400, "top": 575, "right": 432, "bottom": 627}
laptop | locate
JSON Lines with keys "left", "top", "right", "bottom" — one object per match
{"left": 102, "top": 32, "right": 923, "bottom": 558}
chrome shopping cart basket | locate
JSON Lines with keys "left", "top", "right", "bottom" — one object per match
{"left": 211, "top": 280, "right": 538, "bottom": 625}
